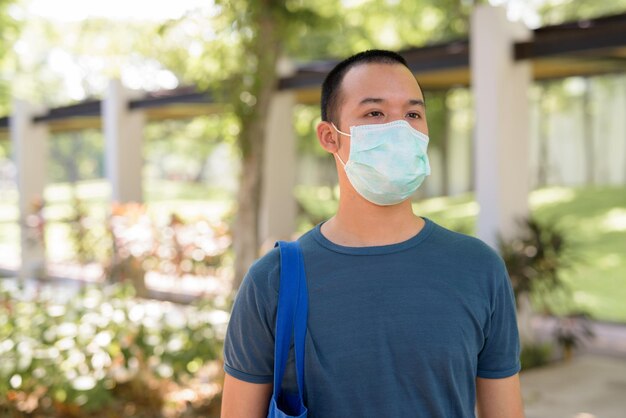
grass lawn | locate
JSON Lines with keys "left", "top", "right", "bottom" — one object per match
{"left": 529, "top": 187, "right": 626, "bottom": 323}
{"left": 1, "top": 181, "right": 624, "bottom": 322}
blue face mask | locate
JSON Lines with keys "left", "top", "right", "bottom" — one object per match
{"left": 332, "top": 120, "right": 431, "bottom": 206}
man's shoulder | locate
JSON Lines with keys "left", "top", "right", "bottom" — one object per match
{"left": 250, "top": 245, "right": 281, "bottom": 271}
{"left": 241, "top": 246, "right": 281, "bottom": 296}
{"left": 243, "top": 225, "right": 320, "bottom": 292}
{"left": 429, "top": 220, "right": 503, "bottom": 266}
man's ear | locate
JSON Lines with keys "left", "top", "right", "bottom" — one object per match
{"left": 316, "top": 121, "right": 340, "bottom": 154}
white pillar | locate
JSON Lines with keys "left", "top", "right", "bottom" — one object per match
{"left": 103, "top": 79, "right": 145, "bottom": 203}
{"left": 471, "top": 6, "right": 532, "bottom": 248}
{"left": 10, "top": 100, "right": 48, "bottom": 279}
{"left": 260, "top": 91, "right": 297, "bottom": 244}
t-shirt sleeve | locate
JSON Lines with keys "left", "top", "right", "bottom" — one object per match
{"left": 476, "top": 258, "right": 521, "bottom": 379}
{"left": 223, "top": 252, "right": 279, "bottom": 384}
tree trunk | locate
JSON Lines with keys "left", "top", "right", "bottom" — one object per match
{"left": 233, "top": 143, "right": 264, "bottom": 291}
{"left": 231, "top": 7, "right": 281, "bottom": 292}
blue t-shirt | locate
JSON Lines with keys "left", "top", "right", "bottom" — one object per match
{"left": 224, "top": 218, "right": 520, "bottom": 417}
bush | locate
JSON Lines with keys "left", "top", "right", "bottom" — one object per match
{"left": 520, "top": 343, "right": 553, "bottom": 371}
{"left": 0, "top": 282, "right": 227, "bottom": 417}
{"left": 499, "top": 216, "right": 575, "bottom": 310}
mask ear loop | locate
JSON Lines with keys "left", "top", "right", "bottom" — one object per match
{"left": 331, "top": 123, "right": 350, "bottom": 167}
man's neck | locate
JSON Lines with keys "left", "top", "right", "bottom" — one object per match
{"left": 320, "top": 197, "right": 424, "bottom": 247}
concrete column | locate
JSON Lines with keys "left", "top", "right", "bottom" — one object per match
{"left": 10, "top": 100, "right": 48, "bottom": 279}
{"left": 471, "top": 5, "right": 532, "bottom": 248}
{"left": 103, "top": 79, "right": 145, "bottom": 203}
{"left": 259, "top": 91, "right": 297, "bottom": 244}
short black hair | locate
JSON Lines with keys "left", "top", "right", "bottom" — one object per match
{"left": 321, "top": 49, "right": 412, "bottom": 124}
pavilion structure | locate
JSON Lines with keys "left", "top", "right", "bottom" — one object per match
{"left": 0, "top": 5, "right": 625, "bottom": 278}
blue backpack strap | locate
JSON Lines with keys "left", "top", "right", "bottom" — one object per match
{"left": 270, "top": 240, "right": 308, "bottom": 417}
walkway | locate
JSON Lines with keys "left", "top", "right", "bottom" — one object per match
{"left": 521, "top": 317, "right": 626, "bottom": 418}
{"left": 521, "top": 355, "right": 626, "bottom": 418}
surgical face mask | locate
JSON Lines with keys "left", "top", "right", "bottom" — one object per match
{"left": 332, "top": 120, "right": 430, "bottom": 206}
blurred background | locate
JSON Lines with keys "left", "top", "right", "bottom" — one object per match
{"left": 0, "top": 0, "right": 625, "bottom": 416}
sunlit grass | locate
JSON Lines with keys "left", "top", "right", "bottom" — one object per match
{"left": 529, "top": 186, "right": 576, "bottom": 207}
{"left": 413, "top": 193, "right": 477, "bottom": 234}
{"left": 533, "top": 188, "right": 626, "bottom": 322}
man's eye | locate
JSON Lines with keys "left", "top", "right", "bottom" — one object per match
{"left": 366, "top": 111, "right": 384, "bottom": 117}
{"left": 407, "top": 112, "right": 421, "bottom": 119}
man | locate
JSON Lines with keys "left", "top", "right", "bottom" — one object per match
{"left": 221, "top": 50, "right": 524, "bottom": 418}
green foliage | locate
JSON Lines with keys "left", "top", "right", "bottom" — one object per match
{"left": 422, "top": 90, "right": 447, "bottom": 149}
{"left": 530, "top": 187, "right": 626, "bottom": 322}
{"left": 144, "top": 115, "right": 239, "bottom": 183}
{"left": 64, "top": 193, "right": 108, "bottom": 265}
{"left": 539, "top": 0, "right": 626, "bottom": 25}
{"left": 42, "top": 196, "right": 233, "bottom": 298}
{"left": 294, "top": 104, "right": 325, "bottom": 157}
{"left": 14, "top": 0, "right": 624, "bottom": 115}
{"left": 150, "top": 0, "right": 479, "bottom": 165}
{"left": 10, "top": 15, "right": 171, "bottom": 106}
{"left": 411, "top": 193, "right": 477, "bottom": 234}
{"left": 499, "top": 216, "right": 576, "bottom": 312}
{"left": 48, "top": 130, "right": 105, "bottom": 183}
{"left": 295, "top": 184, "right": 339, "bottom": 230}
{"left": 0, "top": 0, "right": 21, "bottom": 114}
{"left": 44, "top": 117, "right": 237, "bottom": 187}
{"left": 107, "top": 203, "right": 232, "bottom": 297}
{"left": 520, "top": 343, "right": 552, "bottom": 371}
{"left": 280, "top": 0, "right": 474, "bottom": 60}
{"left": 0, "top": 282, "right": 226, "bottom": 416}
{"left": 0, "top": 0, "right": 18, "bottom": 58}
{"left": 554, "top": 312, "right": 594, "bottom": 353}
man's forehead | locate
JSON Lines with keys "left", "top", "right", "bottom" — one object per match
{"left": 340, "top": 62, "right": 423, "bottom": 101}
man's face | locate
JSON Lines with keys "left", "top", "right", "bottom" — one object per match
{"left": 315, "top": 62, "right": 429, "bottom": 203}
{"left": 336, "top": 63, "right": 427, "bottom": 133}
{"left": 332, "top": 63, "right": 428, "bottom": 162}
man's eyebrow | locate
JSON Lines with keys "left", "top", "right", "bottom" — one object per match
{"left": 358, "top": 97, "right": 384, "bottom": 105}
{"left": 409, "top": 99, "right": 425, "bottom": 107}
{"left": 357, "top": 97, "right": 426, "bottom": 107}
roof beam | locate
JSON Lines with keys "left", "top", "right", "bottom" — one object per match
{"left": 516, "top": 13, "right": 626, "bottom": 60}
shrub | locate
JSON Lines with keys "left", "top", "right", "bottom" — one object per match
{"left": 499, "top": 216, "right": 575, "bottom": 310}
{"left": 107, "top": 203, "right": 232, "bottom": 297}
{"left": 520, "top": 343, "right": 553, "bottom": 371}
{"left": 0, "top": 282, "right": 227, "bottom": 416}
{"left": 500, "top": 216, "right": 594, "bottom": 362}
